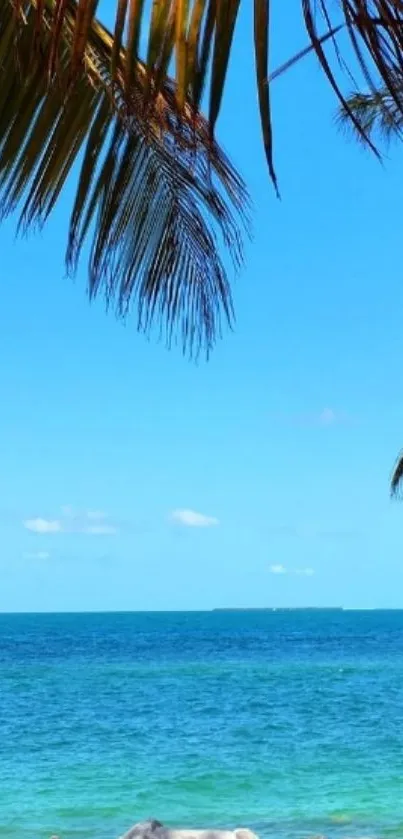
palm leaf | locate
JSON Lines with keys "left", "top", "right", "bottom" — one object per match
{"left": 338, "top": 83, "right": 403, "bottom": 142}
{"left": 7, "top": 0, "right": 403, "bottom": 358}
{"left": 1, "top": 0, "right": 249, "bottom": 357}
{"left": 391, "top": 453, "right": 403, "bottom": 497}
{"left": 9, "top": 0, "right": 403, "bottom": 190}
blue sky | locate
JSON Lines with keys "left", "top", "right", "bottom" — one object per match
{"left": 2, "top": 6, "right": 403, "bottom": 611}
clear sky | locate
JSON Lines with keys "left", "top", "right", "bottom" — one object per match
{"left": 2, "top": 6, "right": 403, "bottom": 612}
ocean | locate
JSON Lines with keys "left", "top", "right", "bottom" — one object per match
{"left": 1, "top": 610, "right": 403, "bottom": 839}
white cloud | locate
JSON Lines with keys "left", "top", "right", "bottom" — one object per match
{"left": 23, "top": 508, "right": 118, "bottom": 535}
{"left": 61, "top": 506, "right": 107, "bottom": 523}
{"left": 83, "top": 524, "right": 117, "bottom": 535}
{"left": 24, "top": 518, "right": 62, "bottom": 534}
{"left": 171, "top": 509, "right": 219, "bottom": 528}
{"left": 23, "top": 551, "right": 50, "bottom": 560}
{"left": 269, "top": 564, "right": 315, "bottom": 577}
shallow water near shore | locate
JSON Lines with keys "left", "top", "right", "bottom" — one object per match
{"left": 1, "top": 610, "right": 403, "bottom": 839}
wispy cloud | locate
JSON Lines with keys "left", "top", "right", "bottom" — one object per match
{"left": 269, "top": 565, "right": 315, "bottom": 576}
{"left": 84, "top": 524, "right": 117, "bottom": 535}
{"left": 24, "top": 518, "right": 62, "bottom": 534}
{"left": 60, "top": 505, "right": 74, "bottom": 518}
{"left": 171, "top": 509, "right": 219, "bottom": 528}
{"left": 269, "top": 408, "right": 351, "bottom": 428}
{"left": 23, "top": 507, "right": 118, "bottom": 536}
{"left": 22, "top": 551, "right": 50, "bottom": 560}
{"left": 318, "top": 407, "right": 345, "bottom": 427}
{"left": 301, "top": 407, "right": 349, "bottom": 427}
{"left": 86, "top": 510, "right": 107, "bottom": 521}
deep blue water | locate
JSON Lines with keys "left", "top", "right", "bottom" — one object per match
{"left": 1, "top": 610, "right": 403, "bottom": 839}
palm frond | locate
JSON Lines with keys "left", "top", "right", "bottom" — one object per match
{"left": 391, "top": 453, "right": 403, "bottom": 496}
{"left": 10, "top": 0, "right": 403, "bottom": 190}
{"left": 337, "top": 83, "right": 403, "bottom": 143}
{"left": 1, "top": 0, "right": 249, "bottom": 357}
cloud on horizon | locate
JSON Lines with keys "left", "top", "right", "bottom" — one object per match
{"left": 269, "top": 565, "right": 315, "bottom": 576}
{"left": 171, "top": 509, "right": 219, "bottom": 528}
{"left": 23, "top": 507, "right": 118, "bottom": 536}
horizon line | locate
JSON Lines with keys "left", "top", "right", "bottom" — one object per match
{"left": 1, "top": 606, "right": 403, "bottom": 615}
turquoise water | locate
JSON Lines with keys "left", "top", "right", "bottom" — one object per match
{"left": 1, "top": 611, "right": 403, "bottom": 839}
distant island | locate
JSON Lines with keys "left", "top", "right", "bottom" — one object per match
{"left": 212, "top": 607, "right": 344, "bottom": 612}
